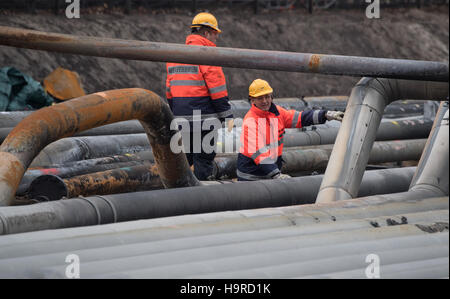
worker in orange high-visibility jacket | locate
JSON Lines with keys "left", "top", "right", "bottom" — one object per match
{"left": 166, "top": 12, "right": 233, "bottom": 180}
{"left": 237, "top": 79, "right": 344, "bottom": 181}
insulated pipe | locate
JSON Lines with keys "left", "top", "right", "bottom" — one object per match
{"left": 26, "top": 138, "right": 425, "bottom": 198}
{"left": 0, "top": 167, "right": 416, "bottom": 235}
{"left": 316, "top": 79, "right": 449, "bottom": 203}
{"left": 0, "top": 26, "right": 448, "bottom": 81}
{"left": 230, "top": 98, "right": 426, "bottom": 119}
{"left": 0, "top": 88, "right": 200, "bottom": 206}
{"left": 28, "top": 118, "right": 433, "bottom": 165}
{"left": 0, "top": 99, "right": 424, "bottom": 143}
{"left": 0, "top": 111, "right": 33, "bottom": 128}
{"left": 409, "top": 101, "right": 449, "bottom": 195}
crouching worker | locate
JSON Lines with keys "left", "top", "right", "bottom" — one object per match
{"left": 237, "top": 79, "right": 344, "bottom": 181}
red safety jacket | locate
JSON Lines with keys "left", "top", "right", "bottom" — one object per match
{"left": 166, "top": 34, "right": 232, "bottom": 123}
{"left": 237, "top": 103, "right": 327, "bottom": 180}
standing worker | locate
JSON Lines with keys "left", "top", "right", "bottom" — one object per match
{"left": 166, "top": 12, "right": 233, "bottom": 180}
{"left": 237, "top": 79, "right": 344, "bottom": 181}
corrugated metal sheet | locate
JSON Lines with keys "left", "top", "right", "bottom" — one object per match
{"left": 0, "top": 195, "right": 447, "bottom": 279}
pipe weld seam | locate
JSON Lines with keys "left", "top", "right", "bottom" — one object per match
{"left": 77, "top": 196, "right": 102, "bottom": 225}
{"left": 93, "top": 195, "right": 118, "bottom": 223}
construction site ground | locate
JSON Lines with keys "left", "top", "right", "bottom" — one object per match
{"left": 0, "top": 6, "right": 448, "bottom": 100}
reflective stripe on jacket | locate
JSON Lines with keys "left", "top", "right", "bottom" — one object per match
{"left": 166, "top": 34, "right": 232, "bottom": 121}
{"left": 237, "top": 103, "right": 327, "bottom": 180}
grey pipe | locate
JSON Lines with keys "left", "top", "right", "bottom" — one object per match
{"left": 214, "top": 139, "right": 426, "bottom": 179}
{"left": 218, "top": 117, "right": 433, "bottom": 153}
{"left": 27, "top": 117, "right": 432, "bottom": 167}
{"left": 409, "top": 101, "right": 449, "bottom": 195}
{"left": 30, "top": 134, "right": 152, "bottom": 167}
{"left": 0, "top": 111, "right": 32, "bottom": 128}
{"left": 17, "top": 151, "right": 154, "bottom": 195}
{"left": 0, "top": 209, "right": 446, "bottom": 278}
{"left": 0, "top": 167, "right": 416, "bottom": 235}
{"left": 0, "top": 88, "right": 200, "bottom": 206}
{"left": 316, "top": 79, "right": 448, "bottom": 203}
{"left": 0, "top": 26, "right": 447, "bottom": 81}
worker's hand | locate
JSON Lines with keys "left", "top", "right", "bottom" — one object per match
{"left": 227, "top": 118, "right": 234, "bottom": 132}
{"left": 272, "top": 173, "right": 291, "bottom": 180}
{"left": 326, "top": 111, "right": 345, "bottom": 122}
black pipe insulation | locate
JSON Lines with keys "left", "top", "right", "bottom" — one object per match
{"left": 0, "top": 167, "right": 416, "bottom": 235}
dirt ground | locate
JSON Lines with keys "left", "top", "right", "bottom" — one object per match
{"left": 0, "top": 6, "right": 448, "bottom": 100}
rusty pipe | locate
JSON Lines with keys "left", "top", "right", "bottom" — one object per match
{"left": 17, "top": 151, "right": 155, "bottom": 195}
{"left": 0, "top": 26, "right": 447, "bottom": 81}
{"left": 0, "top": 88, "right": 200, "bottom": 206}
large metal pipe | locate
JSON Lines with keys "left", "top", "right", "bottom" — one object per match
{"left": 217, "top": 117, "right": 433, "bottom": 153}
{"left": 409, "top": 101, "right": 449, "bottom": 195}
{"left": 316, "top": 79, "right": 448, "bottom": 203}
{"left": 228, "top": 98, "right": 426, "bottom": 119}
{"left": 0, "top": 111, "right": 33, "bottom": 128}
{"left": 0, "top": 167, "right": 416, "bottom": 235}
{"left": 213, "top": 139, "right": 426, "bottom": 179}
{"left": 0, "top": 26, "right": 447, "bottom": 81}
{"left": 17, "top": 151, "right": 154, "bottom": 195}
{"left": 28, "top": 163, "right": 162, "bottom": 201}
{"left": 0, "top": 120, "right": 146, "bottom": 143}
{"left": 25, "top": 139, "right": 425, "bottom": 198}
{"left": 24, "top": 115, "right": 430, "bottom": 168}
{"left": 0, "top": 88, "right": 200, "bottom": 206}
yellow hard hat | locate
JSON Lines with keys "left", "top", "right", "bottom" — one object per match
{"left": 191, "top": 12, "right": 221, "bottom": 33}
{"left": 249, "top": 79, "right": 273, "bottom": 98}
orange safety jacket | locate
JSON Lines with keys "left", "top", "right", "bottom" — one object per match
{"left": 237, "top": 103, "right": 327, "bottom": 180}
{"left": 166, "top": 34, "right": 232, "bottom": 124}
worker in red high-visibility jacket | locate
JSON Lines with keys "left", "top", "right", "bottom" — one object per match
{"left": 237, "top": 79, "right": 344, "bottom": 181}
{"left": 166, "top": 12, "right": 233, "bottom": 180}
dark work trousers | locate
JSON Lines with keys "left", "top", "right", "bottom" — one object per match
{"left": 182, "top": 129, "right": 218, "bottom": 180}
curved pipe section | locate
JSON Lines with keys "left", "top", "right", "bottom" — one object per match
{"left": 316, "top": 78, "right": 448, "bottom": 203}
{"left": 0, "top": 26, "right": 448, "bottom": 81}
{"left": 409, "top": 101, "right": 449, "bottom": 195}
{"left": 0, "top": 88, "right": 200, "bottom": 206}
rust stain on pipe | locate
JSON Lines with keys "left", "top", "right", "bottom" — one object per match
{"left": 0, "top": 88, "right": 200, "bottom": 206}
{"left": 309, "top": 54, "right": 322, "bottom": 72}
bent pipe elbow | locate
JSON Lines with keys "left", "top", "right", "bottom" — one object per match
{"left": 0, "top": 88, "right": 200, "bottom": 206}
{"left": 316, "top": 78, "right": 448, "bottom": 203}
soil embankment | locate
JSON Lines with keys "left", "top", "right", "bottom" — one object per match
{"left": 0, "top": 6, "right": 448, "bottom": 99}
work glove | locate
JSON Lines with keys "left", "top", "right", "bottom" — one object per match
{"left": 326, "top": 111, "right": 345, "bottom": 122}
{"left": 272, "top": 173, "right": 292, "bottom": 180}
